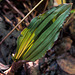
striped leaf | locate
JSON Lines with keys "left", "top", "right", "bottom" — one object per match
{"left": 12, "top": 4, "right": 71, "bottom": 61}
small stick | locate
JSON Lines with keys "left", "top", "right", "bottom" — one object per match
{"left": 43, "top": 0, "right": 48, "bottom": 12}
{"left": 0, "top": 0, "right": 44, "bottom": 45}
{"left": 66, "top": 18, "right": 74, "bottom": 25}
{"left": 23, "top": 3, "right": 31, "bottom": 12}
{"left": 33, "top": 11, "right": 37, "bottom": 17}
{"left": 6, "top": 0, "right": 24, "bottom": 17}
{"left": 23, "top": 3, "right": 34, "bottom": 17}
{"left": 6, "top": 0, "right": 29, "bottom": 24}
{"left": 3, "top": 15, "right": 19, "bottom": 31}
{"left": 64, "top": 13, "right": 75, "bottom": 28}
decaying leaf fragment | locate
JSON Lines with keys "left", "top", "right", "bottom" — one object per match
{"left": 57, "top": 55, "right": 75, "bottom": 74}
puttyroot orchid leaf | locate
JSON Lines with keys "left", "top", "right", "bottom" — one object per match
{"left": 13, "top": 4, "right": 72, "bottom": 62}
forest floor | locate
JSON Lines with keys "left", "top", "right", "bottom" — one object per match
{"left": 0, "top": 0, "right": 75, "bottom": 75}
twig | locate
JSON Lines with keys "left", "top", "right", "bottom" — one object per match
{"left": 66, "top": 18, "right": 74, "bottom": 26}
{"left": 23, "top": 3, "right": 34, "bottom": 17}
{"left": 6, "top": 0, "right": 29, "bottom": 24}
{"left": 3, "top": 15, "right": 19, "bottom": 31}
{"left": 64, "top": 13, "right": 75, "bottom": 28}
{"left": 34, "top": 11, "right": 37, "bottom": 17}
{"left": 43, "top": 0, "right": 48, "bottom": 12}
{"left": 0, "top": 10, "right": 19, "bottom": 31}
{"left": 6, "top": 0, "right": 24, "bottom": 17}
{"left": 23, "top": 3, "right": 31, "bottom": 12}
{"left": 0, "top": 0, "right": 44, "bottom": 45}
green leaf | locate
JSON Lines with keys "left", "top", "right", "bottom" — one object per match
{"left": 13, "top": 4, "right": 71, "bottom": 61}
